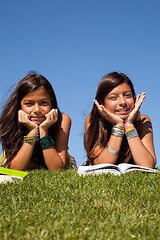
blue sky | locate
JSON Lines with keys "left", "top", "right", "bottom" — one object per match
{"left": 0, "top": 0, "right": 160, "bottom": 167}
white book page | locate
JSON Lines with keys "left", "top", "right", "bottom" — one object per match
{"left": 0, "top": 175, "right": 13, "bottom": 183}
{"left": 78, "top": 164, "right": 121, "bottom": 176}
{"left": 117, "top": 163, "right": 157, "bottom": 173}
{"left": 78, "top": 163, "right": 158, "bottom": 176}
{"left": 0, "top": 175, "right": 23, "bottom": 183}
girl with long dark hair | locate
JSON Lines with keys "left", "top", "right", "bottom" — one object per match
{"left": 0, "top": 73, "right": 77, "bottom": 170}
{"left": 84, "top": 72, "right": 156, "bottom": 168}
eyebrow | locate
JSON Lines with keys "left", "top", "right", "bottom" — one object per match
{"left": 108, "top": 90, "right": 132, "bottom": 97}
{"left": 124, "top": 90, "right": 132, "bottom": 94}
{"left": 23, "top": 97, "right": 49, "bottom": 101}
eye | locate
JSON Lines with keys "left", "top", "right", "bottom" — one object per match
{"left": 109, "top": 96, "right": 117, "bottom": 100}
{"left": 125, "top": 93, "right": 132, "bottom": 98}
{"left": 25, "top": 102, "right": 33, "bottom": 106}
{"left": 40, "top": 100, "right": 50, "bottom": 106}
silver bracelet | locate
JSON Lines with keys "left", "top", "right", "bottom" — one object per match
{"left": 111, "top": 131, "right": 124, "bottom": 137}
{"left": 112, "top": 125, "right": 124, "bottom": 131}
{"left": 125, "top": 128, "right": 138, "bottom": 140}
{"left": 111, "top": 125, "right": 124, "bottom": 138}
{"left": 106, "top": 144, "right": 119, "bottom": 155}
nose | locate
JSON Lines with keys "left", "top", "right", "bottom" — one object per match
{"left": 119, "top": 96, "right": 127, "bottom": 106}
{"left": 34, "top": 103, "right": 41, "bottom": 113}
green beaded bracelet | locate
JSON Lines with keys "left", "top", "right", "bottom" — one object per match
{"left": 39, "top": 134, "right": 54, "bottom": 149}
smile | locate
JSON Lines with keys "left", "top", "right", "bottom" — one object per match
{"left": 30, "top": 116, "right": 45, "bottom": 121}
{"left": 116, "top": 108, "right": 130, "bottom": 114}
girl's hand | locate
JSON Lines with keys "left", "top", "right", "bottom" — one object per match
{"left": 94, "top": 100, "right": 123, "bottom": 126}
{"left": 39, "top": 109, "right": 58, "bottom": 132}
{"left": 18, "top": 110, "right": 38, "bottom": 132}
{"left": 126, "top": 92, "right": 145, "bottom": 123}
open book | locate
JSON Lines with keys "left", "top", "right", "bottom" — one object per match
{"left": 0, "top": 167, "right": 29, "bottom": 183}
{"left": 78, "top": 163, "right": 158, "bottom": 176}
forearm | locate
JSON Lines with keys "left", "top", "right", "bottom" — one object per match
{"left": 9, "top": 129, "right": 38, "bottom": 171}
{"left": 10, "top": 142, "right": 35, "bottom": 170}
{"left": 128, "top": 137, "right": 156, "bottom": 168}
{"left": 94, "top": 135, "right": 123, "bottom": 165}
{"left": 39, "top": 112, "right": 71, "bottom": 170}
{"left": 39, "top": 127, "right": 65, "bottom": 170}
{"left": 42, "top": 148, "right": 65, "bottom": 170}
{"left": 124, "top": 121, "right": 156, "bottom": 168}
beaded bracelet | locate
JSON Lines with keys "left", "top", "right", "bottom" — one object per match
{"left": 23, "top": 135, "right": 40, "bottom": 143}
{"left": 124, "top": 123, "right": 135, "bottom": 132}
{"left": 39, "top": 134, "right": 54, "bottom": 149}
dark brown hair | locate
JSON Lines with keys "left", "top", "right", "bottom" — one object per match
{"left": 84, "top": 72, "right": 136, "bottom": 163}
{"left": 0, "top": 73, "right": 61, "bottom": 166}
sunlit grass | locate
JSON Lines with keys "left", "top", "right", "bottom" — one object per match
{"left": 0, "top": 169, "right": 159, "bottom": 239}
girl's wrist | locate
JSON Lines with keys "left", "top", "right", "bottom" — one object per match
{"left": 111, "top": 125, "right": 124, "bottom": 138}
{"left": 28, "top": 127, "right": 39, "bottom": 136}
{"left": 124, "top": 123, "right": 138, "bottom": 140}
{"left": 39, "top": 126, "right": 48, "bottom": 138}
{"left": 24, "top": 128, "right": 39, "bottom": 144}
{"left": 39, "top": 133, "right": 54, "bottom": 149}
{"left": 124, "top": 122, "right": 134, "bottom": 131}
{"left": 23, "top": 134, "right": 39, "bottom": 143}
{"left": 115, "top": 122, "right": 124, "bottom": 127}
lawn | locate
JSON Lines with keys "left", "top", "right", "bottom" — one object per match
{"left": 0, "top": 169, "right": 160, "bottom": 240}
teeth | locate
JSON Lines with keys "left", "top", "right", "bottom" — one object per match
{"left": 117, "top": 109, "right": 128, "bottom": 112}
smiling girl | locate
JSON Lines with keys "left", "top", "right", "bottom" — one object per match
{"left": 84, "top": 72, "right": 156, "bottom": 168}
{"left": 0, "top": 73, "right": 77, "bottom": 170}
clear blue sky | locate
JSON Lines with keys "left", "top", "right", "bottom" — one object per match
{"left": 0, "top": 0, "right": 159, "bottom": 167}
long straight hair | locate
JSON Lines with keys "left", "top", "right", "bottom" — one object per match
{"left": 84, "top": 72, "right": 137, "bottom": 163}
{"left": 0, "top": 73, "right": 62, "bottom": 166}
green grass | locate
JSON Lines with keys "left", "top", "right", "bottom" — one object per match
{"left": 0, "top": 169, "right": 160, "bottom": 240}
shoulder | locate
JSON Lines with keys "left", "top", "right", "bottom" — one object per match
{"left": 138, "top": 114, "right": 152, "bottom": 128}
{"left": 85, "top": 114, "right": 91, "bottom": 124}
{"left": 140, "top": 114, "right": 152, "bottom": 123}
{"left": 136, "top": 114, "right": 152, "bottom": 126}
{"left": 85, "top": 114, "right": 91, "bottom": 130}
{"left": 55, "top": 113, "right": 71, "bottom": 138}
{"left": 61, "top": 113, "right": 71, "bottom": 128}
{"left": 61, "top": 113, "right": 71, "bottom": 122}
{"left": 136, "top": 114, "right": 153, "bottom": 137}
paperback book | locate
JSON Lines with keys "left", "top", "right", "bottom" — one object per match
{"left": 0, "top": 167, "right": 29, "bottom": 183}
{"left": 78, "top": 163, "right": 158, "bottom": 176}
